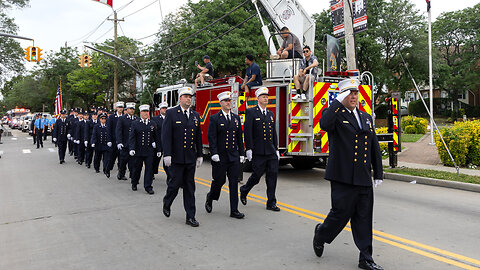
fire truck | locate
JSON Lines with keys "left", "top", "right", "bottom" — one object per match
{"left": 153, "top": 0, "right": 397, "bottom": 170}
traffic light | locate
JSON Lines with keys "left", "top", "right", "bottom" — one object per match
{"left": 24, "top": 46, "right": 32, "bottom": 61}
{"left": 83, "top": 55, "right": 91, "bottom": 67}
{"left": 31, "top": 46, "right": 37, "bottom": 61}
{"left": 78, "top": 55, "right": 85, "bottom": 67}
{"left": 36, "top": 47, "right": 43, "bottom": 62}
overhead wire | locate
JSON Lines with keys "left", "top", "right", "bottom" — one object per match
{"left": 69, "top": 15, "right": 111, "bottom": 45}
{"left": 92, "top": 26, "right": 114, "bottom": 43}
{"left": 116, "top": 0, "right": 136, "bottom": 12}
{"left": 123, "top": 0, "right": 159, "bottom": 18}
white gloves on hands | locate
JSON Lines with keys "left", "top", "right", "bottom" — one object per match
{"left": 152, "top": 142, "right": 156, "bottom": 148}
{"left": 117, "top": 143, "right": 123, "bottom": 150}
{"left": 196, "top": 157, "right": 203, "bottom": 168}
{"left": 246, "top": 150, "right": 253, "bottom": 161}
{"left": 129, "top": 150, "right": 135, "bottom": 156}
{"left": 107, "top": 142, "right": 112, "bottom": 147}
{"left": 91, "top": 144, "right": 95, "bottom": 147}
{"left": 67, "top": 134, "right": 71, "bottom": 139}
{"left": 53, "top": 138, "right": 57, "bottom": 142}
{"left": 336, "top": 90, "right": 351, "bottom": 103}
{"left": 74, "top": 140, "right": 79, "bottom": 144}
{"left": 157, "top": 152, "right": 161, "bottom": 157}
{"left": 240, "top": 156, "right": 245, "bottom": 163}
{"left": 374, "top": 179, "right": 383, "bottom": 188}
{"left": 164, "top": 156, "right": 172, "bottom": 167}
{"left": 84, "top": 141, "right": 88, "bottom": 147}
{"left": 211, "top": 154, "right": 220, "bottom": 162}
{"left": 276, "top": 150, "right": 280, "bottom": 160}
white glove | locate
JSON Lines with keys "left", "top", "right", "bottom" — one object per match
{"left": 53, "top": 138, "right": 57, "bottom": 142}
{"left": 164, "top": 156, "right": 172, "bottom": 167}
{"left": 129, "top": 150, "right": 135, "bottom": 156}
{"left": 336, "top": 90, "right": 351, "bottom": 103}
{"left": 156, "top": 152, "right": 161, "bottom": 157}
{"left": 107, "top": 142, "right": 112, "bottom": 147}
{"left": 211, "top": 154, "right": 220, "bottom": 162}
{"left": 117, "top": 143, "right": 123, "bottom": 150}
{"left": 91, "top": 144, "right": 95, "bottom": 147}
{"left": 276, "top": 150, "right": 280, "bottom": 160}
{"left": 84, "top": 141, "right": 88, "bottom": 147}
{"left": 75, "top": 140, "right": 80, "bottom": 144}
{"left": 374, "top": 179, "right": 383, "bottom": 188}
{"left": 246, "top": 149, "right": 253, "bottom": 161}
{"left": 196, "top": 157, "right": 203, "bottom": 168}
{"left": 152, "top": 142, "right": 156, "bottom": 148}
{"left": 240, "top": 156, "right": 245, "bottom": 163}
{"left": 67, "top": 134, "right": 71, "bottom": 139}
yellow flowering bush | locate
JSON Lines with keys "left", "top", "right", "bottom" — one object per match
{"left": 435, "top": 120, "right": 480, "bottom": 167}
{"left": 402, "top": 116, "right": 428, "bottom": 134}
{"left": 375, "top": 127, "right": 389, "bottom": 156}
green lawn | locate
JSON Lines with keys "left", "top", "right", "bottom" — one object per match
{"left": 401, "top": 133, "right": 424, "bottom": 143}
{"left": 383, "top": 167, "right": 480, "bottom": 185}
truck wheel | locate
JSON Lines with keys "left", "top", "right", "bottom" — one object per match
{"left": 290, "top": 159, "right": 316, "bottom": 170}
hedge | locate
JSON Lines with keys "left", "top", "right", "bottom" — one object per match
{"left": 401, "top": 116, "right": 428, "bottom": 134}
{"left": 376, "top": 127, "right": 388, "bottom": 156}
{"left": 435, "top": 120, "right": 480, "bottom": 167}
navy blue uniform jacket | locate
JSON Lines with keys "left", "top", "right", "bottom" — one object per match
{"left": 208, "top": 111, "right": 244, "bottom": 162}
{"left": 107, "top": 113, "right": 122, "bottom": 144}
{"left": 84, "top": 119, "right": 98, "bottom": 144}
{"left": 91, "top": 124, "right": 111, "bottom": 152}
{"left": 320, "top": 99, "right": 383, "bottom": 186}
{"left": 53, "top": 119, "right": 69, "bottom": 141}
{"left": 162, "top": 106, "right": 203, "bottom": 164}
{"left": 151, "top": 115, "right": 164, "bottom": 152}
{"left": 244, "top": 105, "right": 278, "bottom": 155}
{"left": 116, "top": 114, "right": 136, "bottom": 146}
{"left": 128, "top": 119, "right": 160, "bottom": 157}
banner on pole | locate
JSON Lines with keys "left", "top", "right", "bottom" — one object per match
{"left": 325, "top": 34, "right": 341, "bottom": 72}
{"left": 352, "top": 0, "right": 368, "bottom": 34}
{"left": 92, "top": 0, "right": 113, "bottom": 8}
{"left": 330, "top": 0, "right": 345, "bottom": 38}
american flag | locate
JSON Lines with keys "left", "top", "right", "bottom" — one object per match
{"left": 92, "top": 0, "right": 113, "bottom": 8}
{"left": 54, "top": 81, "right": 63, "bottom": 119}
{"left": 328, "top": 91, "right": 339, "bottom": 105}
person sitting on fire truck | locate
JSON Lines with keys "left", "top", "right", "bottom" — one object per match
{"left": 194, "top": 55, "right": 214, "bottom": 88}
{"left": 241, "top": 54, "right": 262, "bottom": 97}
{"left": 276, "top": 26, "right": 303, "bottom": 59}
{"left": 293, "top": 45, "right": 319, "bottom": 100}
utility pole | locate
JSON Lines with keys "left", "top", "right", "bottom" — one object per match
{"left": 108, "top": 11, "right": 124, "bottom": 103}
{"left": 427, "top": 4, "right": 435, "bottom": 145}
{"left": 343, "top": 0, "right": 357, "bottom": 70}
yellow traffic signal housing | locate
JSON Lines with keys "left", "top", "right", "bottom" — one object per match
{"left": 24, "top": 46, "right": 32, "bottom": 61}
{"left": 84, "top": 55, "right": 91, "bottom": 67}
{"left": 31, "top": 46, "right": 37, "bottom": 61}
{"left": 36, "top": 47, "right": 43, "bottom": 62}
{"left": 78, "top": 55, "right": 85, "bottom": 67}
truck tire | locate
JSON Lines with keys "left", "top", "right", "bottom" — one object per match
{"left": 290, "top": 159, "right": 316, "bottom": 170}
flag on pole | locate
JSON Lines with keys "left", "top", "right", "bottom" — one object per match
{"left": 426, "top": 0, "right": 431, "bottom": 12}
{"left": 92, "top": 0, "right": 113, "bottom": 8}
{"left": 54, "top": 81, "right": 63, "bottom": 119}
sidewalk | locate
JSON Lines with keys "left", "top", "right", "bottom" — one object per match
{"left": 382, "top": 132, "right": 480, "bottom": 177}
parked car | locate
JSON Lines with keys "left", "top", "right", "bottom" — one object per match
{"left": 400, "top": 106, "right": 408, "bottom": 116}
{"left": 22, "top": 115, "right": 33, "bottom": 132}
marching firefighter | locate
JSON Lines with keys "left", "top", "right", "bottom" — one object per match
{"left": 52, "top": 110, "right": 69, "bottom": 164}
{"left": 240, "top": 87, "right": 281, "bottom": 212}
{"left": 33, "top": 113, "right": 45, "bottom": 149}
{"left": 205, "top": 91, "right": 245, "bottom": 219}
{"left": 107, "top": 101, "right": 124, "bottom": 172}
{"left": 66, "top": 109, "right": 75, "bottom": 156}
{"left": 313, "top": 78, "right": 384, "bottom": 270}
{"left": 151, "top": 102, "right": 168, "bottom": 182}
{"left": 91, "top": 113, "right": 113, "bottom": 178}
{"left": 75, "top": 110, "right": 87, "bottom": 165}
{"left": 128, "top": 104, "right": 161, "bottom": 195}
{"left": 162, "top": 87, "right": 203, "bottom": 227}
{"left": 84, "top": 111, "right": 98, "bottom": 169}
{"left": 116, "top": 102, "right": 137, "bottom": 181}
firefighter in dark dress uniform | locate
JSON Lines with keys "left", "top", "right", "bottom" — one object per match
{"left": 151, "top": 102, "right": 168, "bottom": 182}
{"left": 66, "top": 109, "right": 75, "bottom": 155}
{"left": 205, "top": 91, "right": 245, "bottom": 219}
{"left": 313, "top": 78, "right": 384, "bottom": 270}
{"left": 116, "top": 102, "right": 137, "bottom": 180}
{"left": 52, "top": 110, "right": 69, "bottom": 164}
{"left": 75, "top": 111, "right": 87, "bottom": 165}
{"left": 162, "top": 87, "right": 203, "bottom": 227}
{"left": 239, "top": 87, "right": 281, "bottom": 212}
{"left": 84, "top": 112, "right": 98, "bottom": 169}
{"left": 91, "top": 113, "right": 113, "bottom": 178}
{"left": 107, "top": 101, "right": 124, "bottom": 172}
{"left": 128, "top": 104, "right": 161, "bottom": 195}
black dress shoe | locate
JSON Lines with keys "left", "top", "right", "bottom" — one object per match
{"left": 146, "top": 189, "right": 155, "bottom": 195}
{"left": 78, "top": 161, "right": 83, "bottom": 165}
{"left": 86, "top": 164, "right": 90, "bottom": 169}
{"left": 266, "top": 204, "right": 281, "bottom": 211}
{"left": 205, "top": 194, "right": 212, "bottom": 213}
{"left": 163, "top": 202, "right": 170, "bottom": 217}
{"left": 59, "top": 160, "right": 65, "bottom": 164}
{"left": 313, "top": 223, "right": 325, "bottom": 257}
{"left": 186, "top": 218, "right": 199, "bottom": 227}
{"left": 105, "top": 171, "right": 110, "bottom": 178}
{"left": 132, "top": 185, "right": 137, "bottom": 191}
{"left": 230, "top": 210, "right": 245, "bottom": 219}
{"left": 117, "top": 174, "right": 127, "bottom": 180}
{"left": 240, "top": 191, "right": 247, "bottom": 205}
{"left": 358, "top": 261, "right": 383, "bottom": 270}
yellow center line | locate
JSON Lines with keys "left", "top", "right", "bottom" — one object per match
{"left": 158, "top": 169, "right": 480, "bottom": 269}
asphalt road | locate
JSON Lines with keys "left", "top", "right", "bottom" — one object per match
{"left": 1, "top": 129, "right": 479, "bottom": 270}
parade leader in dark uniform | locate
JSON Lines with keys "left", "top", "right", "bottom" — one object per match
{"left": 91, "top": 113, "right": 113, "bottom": 178}
{"left": 52, "top": 110, "right": 69, "bottom": 164}
{"left": 205, "top": 91, "right": 245, "bottom": 219}
{"left": 116, "top": 102, "right": 137, "bottom": 181}
{"left": 162, "top": 87, "right": 203, "bottom": 227}
{"left": 128, "top": 104, "right": 161, "bottom": 195}
{"left": 240, "top": 87, "right": 281, "bottom": 212}
{"left": 314, "top": 78, "right": 384, "bottom": 270}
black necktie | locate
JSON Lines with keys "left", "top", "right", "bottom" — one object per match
{"left": 351, "top": 111, "right": 359, "bottom": 129}
{"left": 263, "top": 110, "right": 267, "bottom": 117}
{"left": 184, "top": 110, "right": 188, "bottom": 120}
{"left": 227, "top": 114, "right": 231, "bottom": 124}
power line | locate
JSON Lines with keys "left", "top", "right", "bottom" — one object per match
{"left": 119, "top": 22, "right": 127, "bottom": 37}
{"left": 68, "top": 15, "right": 111, "bottom": 44}
{"left": 123, "top": 0, "right": 159, "bottom": 18}
{"left": 92, "top": 26, "right": 114, "bottom": 43}
{"left": 117, "top": 0, "right": 136, "bottom": 12}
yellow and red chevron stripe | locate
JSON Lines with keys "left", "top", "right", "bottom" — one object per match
{"left": 313, "top": 82, "right": 329, "bottom": 153}
{"left": 288, "top": 83, "right": 303, "bottom": 153}
{"left": 358, "top": 85, "right": 372, "bottom": 115}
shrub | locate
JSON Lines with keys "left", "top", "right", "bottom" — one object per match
{"left": 402, "top": 116, "right": 428, "bottom": 134}
{"left": 404, "top": 125, "right": 416, "bottom": 134}
{"left": 435, "top": 120, "right": 480, "bottom": 167}
{"left": 375, "top": 127, "right": 389, "bottom": 156}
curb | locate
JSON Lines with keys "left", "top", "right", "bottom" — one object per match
{"left": 384, "top": 172, "right": 480, "bottom": 193}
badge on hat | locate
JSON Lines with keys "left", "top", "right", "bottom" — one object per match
{"left": 115, "top": 101, "right": 125, "bottom": 108}
{"left": 217, "top": 91, "right": 232, "bottom": 102}
{"left": 126, "top": 102, "right": 136, "bottom": 109}
{"left": 178, "top": 87, "right": 194, "bottom": 97}
{"left": 255, "top": 87, "right": 269, "bottom": 98}
{"left": 139, "top": 104, "right": 150, "bottom": 112}
{"left": 338, "top": 78, "right": 360, "bottom": 93}
{"left": 158, "top": 102, "right": 168, "bottom": 109}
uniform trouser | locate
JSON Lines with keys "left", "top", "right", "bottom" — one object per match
{"left": 108, "top": 148, "right": 119, "bottom": 171}
{"left": 85, "top": 145, "right": 94, "bottom": 166}
{"left": 240, "top": 154, "right": 278, "bottom": 206}
{"left": 163, "top": 163, "right": 196, "bottom": 219}
{"left": 131, "top": 155, "right": 154, "bottom": 190}
{"left": 77, "top": 143, "right": 85, "bottom": 163}
{"left": 153, "top": 154, "right": 161, "bottom": 174}
{"left": 43, "top": 129, "right": 47, "bottom": 140}
{"left": 73, "top": 142, "right": 79, "bottom": 158}
{"left": 68, "top": 139, "right": 73, "bottom": 154}
{"left": 118, "top": 149, "right": 133, "bottom": 178}
{"left": 51, "top": 127, "right": 55, "bottom": 143}
{"left": 314, "top": 181, "right": 374, "bottom": 263}
{"left": 94, "top": 149, "right": 111, "bottom": 172}
{"left": 209, "top": 159, "right": 240, "bottom": 212}
{"left": 32, "top": 130, "right": 36, "bottom": 144}
{"left": 57, "top": 140, "right": 67, "bottom": 161}
{"left": 35, "top": 129, "right": 43, "bottom": 148}
{"left": 163, "top": 161, "right": 172, "bottom": 184}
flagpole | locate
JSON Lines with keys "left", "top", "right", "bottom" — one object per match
{"left": 428, "top": 1, "right": 434, "bottom": 145}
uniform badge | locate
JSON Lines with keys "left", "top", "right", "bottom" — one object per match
{"left": 366, "top": 119, "right": 372, "bottom": 129}
{"left": 270, "top": 116, "right": 273, "bottom": 121}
